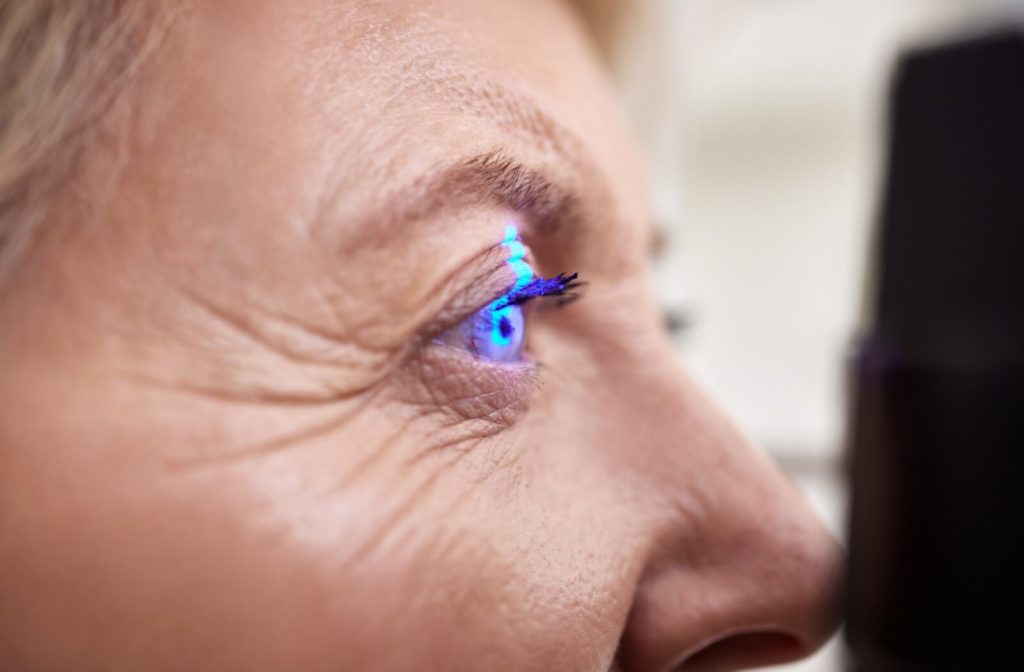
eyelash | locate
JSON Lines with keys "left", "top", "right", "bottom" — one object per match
{"left": 418, "top": 221, "right": 577, "bottom": 358}
{"left": 494, "top": 272, "right": 581, "bottom": 309}
{"left": 432, "top": 271, "right": 581, "bottom": 364}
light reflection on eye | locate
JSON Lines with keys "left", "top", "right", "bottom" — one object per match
{"left": 501, "top": 224, "right": 533, "bottom": 292}
{"left": 471, "top": 301, "right": 526, "bottom": 362}
{"left": 438, "top": 224, "right": 534, "bottom": 363}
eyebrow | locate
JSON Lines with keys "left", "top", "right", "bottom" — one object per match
{"left": 361, "top": 71, "right": 615, "bottom": 238}
{"left": 384, "top": 149, "right": 587, "bottom": 240}
{"left": 312, "top": 67, "right": 631, "bottom": 264}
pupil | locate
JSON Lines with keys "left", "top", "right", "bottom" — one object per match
{"left": 498, "top": 315, "right": 514, "bottom": 340}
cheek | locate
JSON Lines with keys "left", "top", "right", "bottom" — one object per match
{"left": 283, "top": 414, "right": 638, "bottom": 671}
{"left": 0, "top": 449, "right": 345, "bottom": 670}
{"left": 351, "top": 459, "right": 631, "bottom": 670}
{"left": 334, "top": 496, "right": 633, "bottom": 671}
{"left": 1, "top": 371, "right": 635, "bottom": 671}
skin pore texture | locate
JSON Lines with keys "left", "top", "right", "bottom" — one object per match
{"left": 0, "top": 1, "right": 842, "bottom": 671}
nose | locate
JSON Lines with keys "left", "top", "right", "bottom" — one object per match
{"left": 612, "top": 357, "right": 843, "bottom": 672}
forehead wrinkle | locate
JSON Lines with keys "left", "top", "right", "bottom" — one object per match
{"left": 317, "top": 79, "right": 609, "bottom": 255}
{"left": 304, "top": 7, "right": 632, "bottom": 277}
{"left": 324, "top": 0, "right": 575, "bottom": 161}
{"left": 302, "top": 1, "right": 619, "bottom": 245}
{"left": 386, "top": 47, "right": 594, "bottom": 174}
{"left": 438, "top": 75, "right": 582, "bottom": 163}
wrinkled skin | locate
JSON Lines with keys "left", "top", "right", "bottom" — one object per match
{"left": 0, "top": 1, "right": 842, "bottom": 671}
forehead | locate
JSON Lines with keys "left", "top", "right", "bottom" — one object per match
{"left": 104, "top": 0, "right": 652, "bottom": 330}
{"left": 167, "top": 0, "right": 645, "bottom": 220}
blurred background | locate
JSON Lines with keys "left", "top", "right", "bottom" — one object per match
{"left": 586, "top": 1, "right": 1024, "bottom": 669}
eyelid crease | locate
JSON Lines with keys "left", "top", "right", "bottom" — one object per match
{"left": 415, "top": 240, "right": 535, "bottom": 342}
{"left": 411, "top": 228, "right": 581, "bottom": 356}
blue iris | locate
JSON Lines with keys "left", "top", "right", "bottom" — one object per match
{"left": 435, "top": 224, "right": 535, "bottom": 362}
{"left": 470, "top": 302, "right": 525, "bottom": 362}
{"left": 469, "top": 225, "right": 531, "bottom": 361}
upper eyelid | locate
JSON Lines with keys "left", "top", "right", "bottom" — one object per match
{"left": 417, "top": 244, "right": 535, "bottom": 341}
{"left": 424, "top": 240, "right": 580, "bottom": 342}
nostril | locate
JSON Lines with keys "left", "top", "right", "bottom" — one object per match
{"left": 675, "top": 631, "right": 806, "bottom": 671}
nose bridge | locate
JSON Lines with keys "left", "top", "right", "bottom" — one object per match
{"left": 605, "top": 344, "right": 780, "bottom": 518}
{"left": 606, "top": 345, "right": 842, "bottom": 670}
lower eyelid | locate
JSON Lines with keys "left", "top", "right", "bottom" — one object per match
{"left": 395, "top": 343, "right": 538, "bottom": 427}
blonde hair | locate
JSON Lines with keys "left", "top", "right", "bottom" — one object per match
{"left": 0, "top": 1, "right": 165, "bottom": 280}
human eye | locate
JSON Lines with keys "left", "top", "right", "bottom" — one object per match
{"left": 434, "top": 299, "right": 528, "bottom": 363}
{"left": 433, "top": 226, "right": 579, "bottom": 364}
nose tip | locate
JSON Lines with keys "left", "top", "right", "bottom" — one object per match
{"left": 601, "top": 350, "right": 845, "bottom": 672}
{"left": 616, "top": 501, "right": 844, "bottom": 672}
{"left": 671, "top": 546, "right": 844, "bottom": 671}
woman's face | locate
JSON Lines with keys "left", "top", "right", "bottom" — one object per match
{"left": 0, "top": 1, "right": 841, "bottom": 670}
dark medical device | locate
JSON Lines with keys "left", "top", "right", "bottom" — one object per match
{"left": 845, "top": 28, "right": 1024, "bottom": 671}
